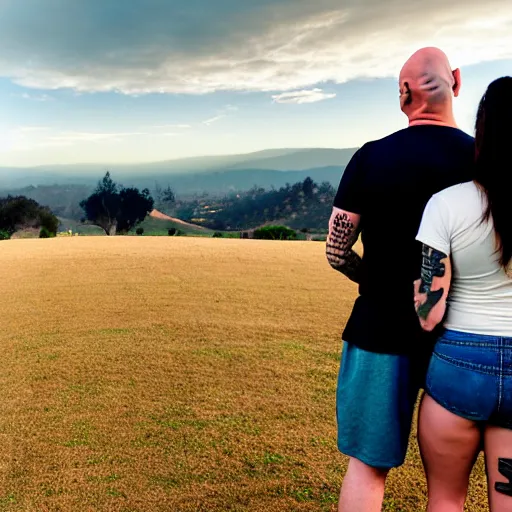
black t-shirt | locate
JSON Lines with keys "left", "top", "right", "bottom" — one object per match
{"left": 333, "top": 125, "right": 475, "bottom": 355}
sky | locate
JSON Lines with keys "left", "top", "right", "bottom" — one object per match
{"left": 0, "top": 0, "right": 511, "bottom": 167}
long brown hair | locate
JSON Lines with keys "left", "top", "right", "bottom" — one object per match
{"left": 474, "top": 77, "right": 512, "bottom": 269}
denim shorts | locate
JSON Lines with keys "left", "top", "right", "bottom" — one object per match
{"left": 426, "top": 329, "right": 512, "bottom": 429}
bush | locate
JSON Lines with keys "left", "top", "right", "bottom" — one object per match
{"left": 39, "top": 211, "right": 59, "bottom": 236}
{"left": 0, "top": 195, "right": 59, "bottom": 237}
{"left": 253, "top": 225, "right": 297, "bottom": 241}
{"left": 0, "top": 230, "right": 10, "bottom": 240}
{"left": 212, "top": 231, "right": 223, "bottom": 238}
{"left": 176, "top": 229, "right": 186, "bottom": 236}
{"left": 168, "top": 228, "right": 177, "bottom": 236}
{"left": 39, "top": 227, "right": 53, "bottom": 239}
{"left": 136, "top": 227, "right": 144, "bottom": 236}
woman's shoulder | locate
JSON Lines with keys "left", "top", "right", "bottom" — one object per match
{"left": 431, "top": 181, "right": 479, "bottom": 206}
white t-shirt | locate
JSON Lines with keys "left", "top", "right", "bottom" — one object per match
{"left": 417, "top": 181, "right": 512, "bottom": 336}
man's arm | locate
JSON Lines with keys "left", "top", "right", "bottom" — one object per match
{"left": 414, "top": 244, "right": 452, "bottom": 331}
{"left": 326, "top": 207, "right": 362, "bottom": 283}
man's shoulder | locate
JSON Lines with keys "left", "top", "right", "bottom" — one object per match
{"left": 358, "top": 128, "right": 408, "bottom": 152}
{"left": 357, "top": 126, "right": 474, "bottom": 166}
{"left": 365, "top": 126, "right": 473, "bottom": 147}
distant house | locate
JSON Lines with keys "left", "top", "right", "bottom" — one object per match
{"left": 239, "top": 230, "right": 255, "bottom": 239}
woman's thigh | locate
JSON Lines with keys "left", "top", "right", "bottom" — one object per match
{"left": 484, "top": 426, "right": 512, "bottom": 512}
{"left": 418, "top": 394, "right": 481, "bottom": 501}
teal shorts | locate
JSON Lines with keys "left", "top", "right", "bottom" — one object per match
{"left": 336, "top": 342, "right": 426, "bottom": 469}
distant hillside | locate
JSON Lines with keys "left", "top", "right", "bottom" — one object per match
{"left": 0, "top": 184, "right": 92, "bottom": 219}
{"left": 177, "top": 177, "right": 335, "bottom": 232}
{"left": 226, "top": 148, "right": 356, "bottom": 171}
{"left": 145, "top": 166, "right": 345, "bottom": 196}
{"left": 0, "top": 147, "right": 356, "bottom": 191}
{"left": 149, "top": 209, "right": 210, "bottom": 232}
{"left": 57, "top": 217, "right": 105, "bottom": 236}
{"left": 136, "top": 212, "right": 212, "bottom": 236}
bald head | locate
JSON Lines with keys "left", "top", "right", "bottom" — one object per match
{"left": 399, "top": 47, "right": 461, "bottom": 127}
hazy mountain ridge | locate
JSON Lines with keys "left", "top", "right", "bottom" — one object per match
{"left": 0, "top": 147, "right": 356, "bottom": 190}
{"left": 0, "top": 148, "right": 354, "bottom": 227}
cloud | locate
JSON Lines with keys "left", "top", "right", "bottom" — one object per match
{"left": 0, "top": 1, "right": 511, "bottom": 95}
{"left": 8, "top": 127, "right": 190, "bottom": 150}
{"left": 20, "top": 92, "right": 53, "bottom": 102}
{"left": 202, "top": 105, "right": 239, "bottom": 125}
{"left": 202, "top": 115, "right": 225, "bottom": 126}
{"left": 14, "top": 126, "right": 50, "bottom": 134}
{"left": 150, "top": 124, "right": 191, "bottom": 130}
{"left": 272, "top": 88, "right": 336, "bottom": 104}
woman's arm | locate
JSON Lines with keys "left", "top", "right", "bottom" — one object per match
{"left": 414, "top": 244, "right": 452, "bottom": 332}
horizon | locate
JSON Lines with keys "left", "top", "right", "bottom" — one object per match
{"left": 1, "top": 146, "right": 359, "bottom": 170}
{"left": 1, "top": 1, "right": 511, "bottom": 168}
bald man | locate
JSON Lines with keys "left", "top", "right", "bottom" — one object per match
{"left": 326, "top": 48, "right": 475, "bottom": 512}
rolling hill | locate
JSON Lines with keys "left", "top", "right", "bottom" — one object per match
{"left": 136, "top": 210, "right": 213, "bottom": 236}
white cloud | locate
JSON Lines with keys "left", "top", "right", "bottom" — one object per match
{"left": 20, "top": 92, "right": 53, "bottom": 102}
{"left": 0, "top": 1, "right": 511, "bottom": 95}
{"left": 272, "top": 88, "right": 336, "bottom": 104}
{"left": 202, "top": 115, "right": 226, "bottom": 126}
{"left": 202, "top": 105, "right": 239, "bottom": 126}
{"left": 6, "top": 127, "right": 191, "bottom": 150}
{"left": 150, "top": 124, "right": 191, "bottom": 130}
{"left": 14, "top": 126, "right": 50, "bottom": 134}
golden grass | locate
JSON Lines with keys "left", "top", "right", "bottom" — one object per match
{"left": 0, "top": 237, "right": 488, "bottom": 511}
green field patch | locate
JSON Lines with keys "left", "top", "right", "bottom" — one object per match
{"left": 64, "top": 420, "right": 94, "bottom": 447}
{"left": 192, "top": 347, "right": 239, "bottom": 360}
{"left": 40, "top": 484, "right": 65, "bottom": 498}
{"left": 106, "top": 487, "right": 127, "bottom": 498}
{"left": 213, "top": 414, "right": 261, "bottom": 436}
{"left": 94, "top": 328, "right": 135, "bottom": 336}
{"left": 309, "top": 436, "right": 335, "bottom": 448}
{"left": 88, "top": 473, "right": 121, "bottom": 484}
{"left": 280, "top": 341, "right": 307, "bottom": 351}
{"left": 0, "top": 493, "right": 16, "bottom": 506}
{"left": 148, "top": 475, "right": 181, "bottom": 491}
{"left": 289, "top": 487, "right": 315, "bottom": 502}
{"left": 86, "top": 454, "right": 108, "bottom": 466}
{"left": 148, "top": 414, "right": 209, "bottom": 431}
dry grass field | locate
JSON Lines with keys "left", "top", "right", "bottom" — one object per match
{"left": 0, "top": 237, "right": 488, "bottom": 511}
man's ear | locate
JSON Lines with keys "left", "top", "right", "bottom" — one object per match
{"left": 399, "top": 81, "right": 412, "bottom": 109}
{"left": 452, "top": 68, "right": 461, "bottom": 97}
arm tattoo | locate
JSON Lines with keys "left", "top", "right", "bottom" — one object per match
{"left": 417, "top": 245, "right": 447, "bottom": 320}
{"left": 496, "top": 458, "right": 512, "bottom": 497}
{"left": 326, "top": 213, "right": 362, "bottom": 283}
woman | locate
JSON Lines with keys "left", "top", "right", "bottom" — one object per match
{"left": 414, "top": 76, "right": 512, "bottom": 512}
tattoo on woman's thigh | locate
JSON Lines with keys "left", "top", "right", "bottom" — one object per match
{"left": 496, "top": 458, "right": 512, "bottom": 497}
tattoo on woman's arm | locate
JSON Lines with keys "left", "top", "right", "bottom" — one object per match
{"left": 326, "top": 213, "right": 362, "bottom": 283}
{"left": 417, "top": 245, "right": 447, "bottom": 320}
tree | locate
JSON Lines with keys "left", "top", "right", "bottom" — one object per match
{"left": 154, "top": 183, "right": 176, "bottom": 214}
{"left": 0, "top": 195, "right": 59, "bottom": 236}
{"left": 154, "top": 182, "right": 163, "bottom": 207}
{"left": 117, "top": 187, "right": 154, "bottom": 233}
{"left": 253, "top": 225, "right": 297, "bottom": 241}
{"left": 80, "top": 172, "right": 154, "bottom": 235}
{"left": 162, "top": 185, "right": 175, "bottom": 205}
{"left": 302, "top": 177, "right": 315, "bottom": 199}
